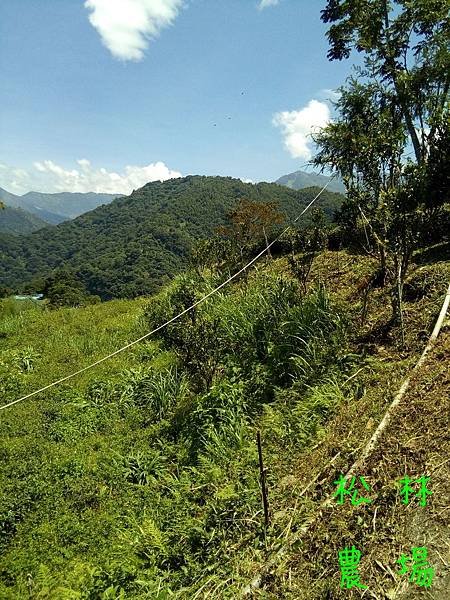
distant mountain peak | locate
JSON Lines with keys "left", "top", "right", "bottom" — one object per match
{"left": 275, "top": 170, "right": 345, "bottom": 194}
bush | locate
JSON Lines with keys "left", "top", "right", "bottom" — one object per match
{"left": 43, "top": 270, "right": 100, "bottom": 308}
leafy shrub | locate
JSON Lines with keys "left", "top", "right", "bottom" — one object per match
{"left": 267, "top": 285, "right": 347, "bottom": 385}
{"left": 131, "top": 366, "right": 189, "bottom": 418}
{"left": 187, "top": 378, "right": 248, "bottom": 460}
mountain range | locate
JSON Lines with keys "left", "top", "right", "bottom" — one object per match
{"left": 0, "top": 169, "right": 343, "bottom": 231}
{"left": 275, "top": 170, "right": 345, "bottom": 194}
{"left": 0, "top": 187, "right": 121, "bottom": 224}
{"left": 0, "top": 176, "right": 343, "bottom": 299}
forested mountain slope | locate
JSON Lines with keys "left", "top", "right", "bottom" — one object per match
{"left": 0, "top": 176, "right": 343, "bottom": 299}
{"left": 0, "top": 205, "right": 48, "bottom": 235}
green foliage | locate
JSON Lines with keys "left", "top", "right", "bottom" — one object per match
{"left": 0, "top": 256, "right": 353, "bottom": 598}
{"left": 315, "top": 2, "right": 449, "bottom": 325}
{"left": 144, "top": 273, "right": 223, "bottom": 391}
{"left": 190, "top": 236, "right": 235, "bottom": 278}
{"left": 321, "top": 1, "right": 450, "bottom": 161}
{"left": 0, "top": 5, "right": 447, "bottom": 596}
{"left": 145, "top": 269, "right": 348, "bottom": 407}
{"left": 0, "top": 176, "right": 343, "bottom": 300}
{"left": 130, "top": 365, "right": 189, "bottom": 418}
{"left": 263, "top": 379, "right": 347, "bottom": 451}
{"left": 286, "top": 207, "right": 330, "bottom": 291}
{"left": 216, "top": 197, "right": 285, "bottom": 262}
{"left": 43, "top": 270, "right": 100, "bottom": 308}
{"left": 188, "top": 378, "right": 248, "bottom": 459}
{"left": 0, "top": 286, "right": 13, "bottom": 298}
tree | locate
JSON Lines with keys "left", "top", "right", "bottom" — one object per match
{"left": 321, "top": 0, "right": 449, "bottom": 165}
{"left": 314, "top": 79, "right": 406, "bottom": 281}
{"left": 288, "top": 207, "right": 330, "bottom": 292}
{"left": 0, "top": 286, "right": 13, "bottom": 298}
{"left": 315, "top": 1, "right": 449, "bottom": 332}
{"left": 145, "top": 274, "right": 223, "bottom": 392}
{"left": 43, "top": 270, "right": 99, "bottom": 308}
{"left": 216, "top": 199, "right": 285, "bottom": 261}
{"left": 190, "top": 237, "right": 236, "bottom": 278}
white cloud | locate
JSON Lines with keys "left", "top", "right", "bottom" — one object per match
{"left": 258, "top": 0, "right": 280, "bottom": 9}
{"left": 85, "top": 0, "right": 183, "bottom": 61}
{"left": 272, "top": 99, "right": 331, "bottom": 160}
{"left": 320, "top": 88, "right": 341, "bottom": 103}
{"left": 0, "top": 159, "right": 182, "bottom": 195}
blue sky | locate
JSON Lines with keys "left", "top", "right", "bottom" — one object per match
{"left": 0, "top": 0, "right": 353, "bottom": 195}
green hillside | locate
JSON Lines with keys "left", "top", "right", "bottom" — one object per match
{"left": 1, "top": 0, "right": 448, "bottom": 597}
{"left": 0, "top": 176, "right": 343, "bottom": 299}
{"left": 0, "top": 205, "right": 48, "bottom": 235}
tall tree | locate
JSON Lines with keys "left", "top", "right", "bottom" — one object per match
{"left": 314, "top": 79, "right": 406, "bottom": 281}
{"left": 321, "top": 0, "right": 450, "bottom": 164}
{"left": 315, "top": 1, "right": 449, "bottom": 332}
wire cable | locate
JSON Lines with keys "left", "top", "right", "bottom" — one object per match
{"left": 0, "top": 182, "right": 330, "bottom": 411}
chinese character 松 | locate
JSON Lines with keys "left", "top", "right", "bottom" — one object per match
{"left": 333, "top": 474, "right": 372, "bottom": 505}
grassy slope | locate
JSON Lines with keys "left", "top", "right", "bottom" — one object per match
{"left": 264, "top": 331, "right": 450, "bottom": 599}
{"left": 252, "top": 249, "right": 450, "bottom": 599}
{"left": 0, "top": 297, "right": 147, "bottom": 392}
{"left": 0, "top": 246, "right": 448, "bottom": 599}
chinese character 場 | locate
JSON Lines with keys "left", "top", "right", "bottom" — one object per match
{"left": 397, "top": 546, "right": 434, "bottom": 588}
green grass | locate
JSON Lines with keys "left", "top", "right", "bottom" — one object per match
{"left": 0, "top": 297, "right": 148, "bottom": 402}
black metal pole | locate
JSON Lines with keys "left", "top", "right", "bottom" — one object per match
{"left": 256, "top": 430, "right": 270, "bottom": 530}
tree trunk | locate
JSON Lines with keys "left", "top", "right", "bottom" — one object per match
{"left": 263, "top": 226, "right": 272, "bottom": 259}
{"left": 381, "top": 0, "right": 423, "bottom": 164}
{"left": 379, "top": 245, "right": 387, "bottom": 287}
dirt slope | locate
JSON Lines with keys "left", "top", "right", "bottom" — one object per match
{"left": 273, "top": 330, "right": 450, "bottom": 599}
